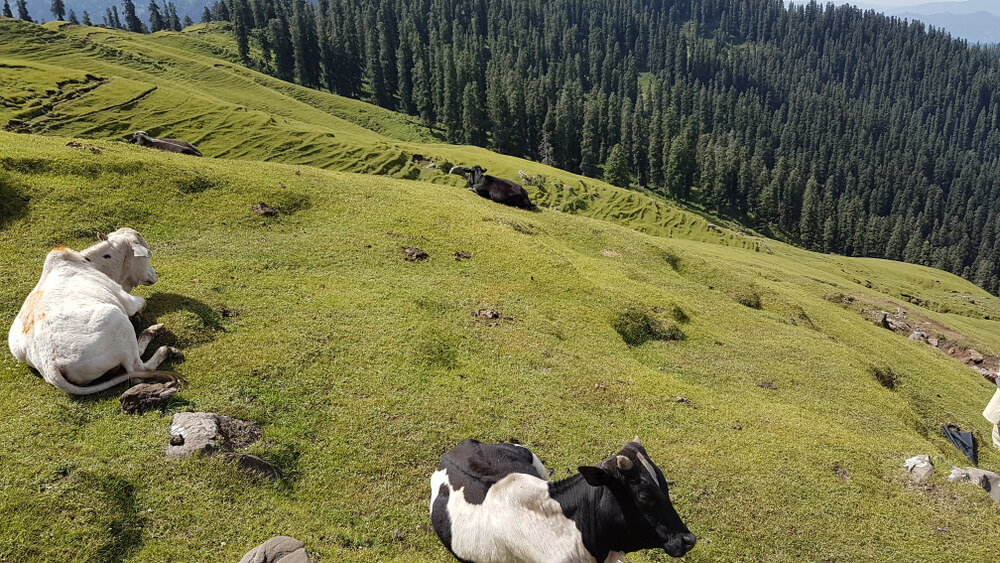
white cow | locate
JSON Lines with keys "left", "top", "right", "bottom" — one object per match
{"left": 8, "top": 228, "right": 183, "bottom": 395}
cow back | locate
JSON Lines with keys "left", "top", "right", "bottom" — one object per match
{"left": 438, "top": 440, "right": 545, "bottom": 503}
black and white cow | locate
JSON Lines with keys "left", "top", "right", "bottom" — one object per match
{"left": 449, "top": 165, "right": 537, "bottom": 210}
{"left": 429, "top": 438, "right": 696, "bottom": 563}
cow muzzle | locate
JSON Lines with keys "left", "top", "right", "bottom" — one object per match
{"left": 663, "top": 532, "right": 697, "bottom": 557}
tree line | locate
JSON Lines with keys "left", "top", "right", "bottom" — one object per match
{"left": 5, "top": 0, "right": 1000, "bottom": 294}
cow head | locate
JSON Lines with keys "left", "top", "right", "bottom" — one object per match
{"left": 578, "top": 438, "right": 696, "bottom": 558}
{"left": 130, "top": 131, "right": 153, "bottom": 146}
{"left": 100, "top": 228, "right": 157, "bottom": 291}
{"left": 468, "top": 165, "right": 487, "bottom": 185}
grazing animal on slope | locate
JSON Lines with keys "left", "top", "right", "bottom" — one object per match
{"left": 129, "top": 130, "right": 203, "bottom": 156}
{"left": 8, "top": 228, "right": 184, "bottom": 395}
{"left": 429, "top": 438, "right": 696, "bottom": 563}
{"left": 449, "top": 165, "right": 537, "bottom": 210}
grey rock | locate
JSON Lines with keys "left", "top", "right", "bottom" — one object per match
{"left": 968, "top": 349, "right": 985, "bottom": 364}
{"left": 903, "top": 455, "right": 934, "bottom": 484}
{"left": 120, "top": 382, "right": 178, "bottom": 414}
{"left": 908, "top": 331, "right": 928, "bottom": 342}
{"left": 948, "top": 467, "right": 1000, "bottom": 502}
{"left": 238, "top": 536, "right": 309, "bottom": 563}
{"left": 166, "top": 412, "right": 221, "bottom": 458}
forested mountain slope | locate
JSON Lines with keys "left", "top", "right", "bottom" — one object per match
{"left": 190, "top": 0, "right": 1000, "bottom": 294}
{"left": 3, "top": 15, "right": 1000, "bottom": 562}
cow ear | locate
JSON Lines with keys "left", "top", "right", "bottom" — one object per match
{"left": 482, "top": 168, "right": 487, "bottom": 174}
{"left": 131, "top": 243, "right": 151, "bottom": 258}
{"left": 579, "top": 466, "right": 611, "bottom": 486}
{"left": 97, "top": 232, "right": 108, "bottom": 241}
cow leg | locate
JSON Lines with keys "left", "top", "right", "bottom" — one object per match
{"left": 141, "top": 345, "right": 183, "bottom": 371}
{"left": 137, "top": 323, "right": 165, "bottom": 355}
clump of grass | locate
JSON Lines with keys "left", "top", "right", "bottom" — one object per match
{"left": 613, "top": 305, "right": 685, "bottom": 346}
{"left": 871, "top": 366, "right": 902, "bottom": 390}
{"left": 663, "top": 250, "right": 681, "bottom": 270}
{"left": 733, "top": 288, "right": 763, "bottom": 309}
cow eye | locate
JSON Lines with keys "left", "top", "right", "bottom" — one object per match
{"left": 637, "top": 491, "right": 657, "bottom": 505}
{"left": 103, "top": 254, "right": 111, "bottom": 259}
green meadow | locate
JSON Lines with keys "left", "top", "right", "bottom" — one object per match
{"left": 2, "top": 18, "right": 1000, "bottom": 562}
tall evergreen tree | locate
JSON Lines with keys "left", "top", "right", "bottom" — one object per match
{"left": 147, "top": 0, "right": 164, "bottom": 32}
{"left": 67, "top": 9, "right": 77, "bottom": 23}
{"left": 461, "top": 82, "right": 486, "bottom": 146}
{"left": 267, "top": 17, "right": 294, "bottom": 82}
{"left": 50, "top": 0, "right": 65, "bottom": 21}
{"left": 121, "top": 0, "right": 144, "bottom": 33}
{"left": 604, "top": 143, "right": 631, "bottom": 187}
{"left": 166, "top": 2, "right": 180, "bottom": 31}
{"left": 15, "top": 0, "right": 31, "bottom": 22}
{"left": 81, "top": 10, "right": 91, "bottom": 25}
{"left": 200, "top": 6, "right": 210, "bottom": 23}
{"left": 3, "top": 0, "right": 14, "bottom": 18}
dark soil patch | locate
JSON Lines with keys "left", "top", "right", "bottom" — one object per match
{"left": 472, "top": 308, "right": 512, "bottom": 321}
{"left": 757, "top": 381, "right": 778, "bottom": 390}
{"left": 253, "top": 202, "right": 278, "bottom": 217}
{"left": 218, "top": 415, "right": 263, "bottom": 450}
{"left": 453, "top": 250, "right": 472, "bottom": 261}
{"left": 404, "top": 247, "right": 428, "bottom": 261}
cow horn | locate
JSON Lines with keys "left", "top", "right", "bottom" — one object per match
{"left": 615, "top": 455, "right": 633, "bottom": 471}
{"left": 633, "top": 435, "right": 641, "bottom": 445}
{"left": 449, "top": 165, "right": 468, "bottom": 176}
{"left": 97, "top": 232, "right": 108, "bottom": 241}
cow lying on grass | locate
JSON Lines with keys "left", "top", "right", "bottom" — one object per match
{"left": 130, "top": 131, "right": 203, "bottom": 156}
{"left": 7, "top": 228, "right": 183, "bottom": 395}
{"left": 449, "top": 165, "right": 537, "bottom": 210}
{"left": 430, "top": 438, "right": 696, "bottom": 562}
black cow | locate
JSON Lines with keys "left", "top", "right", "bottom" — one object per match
{"left": 449, "top": 165, "right": 537, "bottom": 210}
{"left": 429, "top": 438, "right": 696, "bottom": 563}
{"left": 129, "top": 131, "right": 203, "bottom": 157}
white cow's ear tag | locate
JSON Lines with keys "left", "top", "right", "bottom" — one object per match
{"left": 131, "top": 244, "right": 151, "bottom": 257}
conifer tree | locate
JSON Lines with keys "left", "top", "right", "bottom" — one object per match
{"left": 15, "top": 0, "right": 31, "bottom": 22}
{"left": 166, "top": 2, "right": 180, "bottom": 30}
{"left": 121, "top": 0, "right": 144, "bottom": 33}
{"left": 461, "top": 82, "right": 486, "bottom": 146}
{"left": 67, "top": 9, "right": 77, "bottom": 23}
{"left": 50, "top": 0, "right": 65, "bottom": 21}
{"left": 4, "top": 0, "right": 15, "bottom": 18}
{"left": 182, "top": 14, "right": 192, "bottom": 28}
{"left": 200, "top": 6, "right": 210, "bottom": 22}
{"left": 148, "top": 0, "right": 164, "bottom": 32}
{"left": 604, "top": 143, "right": 631, "bottom": 187}
{"left": 268, "top": 17, "right": 294, "bottom": 82}
{"left": 82, "top": 10, "right": 91, "bottom": 25}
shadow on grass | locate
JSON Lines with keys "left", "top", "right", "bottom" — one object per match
{"left": 0, "top": 172, "right": 29, "bottom": 228}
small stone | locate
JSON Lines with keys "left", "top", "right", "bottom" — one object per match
{"left": 238, "top": 536, "right": 309, "bottom": 563}
{"left": 928, "top": 338, "right": 940, "bottom": 347}
{"left": 120, "top": 382, "right": 178, "bottom": 414}
{"left": 968, "top": 350, "right": 985, "bottom": 364}
{"left": 676, "top": 396, "right": 697, "bottom": 408}
{"left": 908, "top": 331, "right": 928, "bottom": 342}
{"left": 904, "top": 455, "right": 934, "bottom": 484}
{"left": 731, "top": 424, "right": 742, "bottom": 430}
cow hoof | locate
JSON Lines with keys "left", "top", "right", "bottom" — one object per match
{"left": 146, "top": 323, "right": 165, "bottom": 335}
{"left": 168, "top": 347, "right": 184, "bottom": 360}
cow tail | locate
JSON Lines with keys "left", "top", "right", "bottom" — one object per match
{"left": 39, "top": 359, "right": 136, "bottom": 395}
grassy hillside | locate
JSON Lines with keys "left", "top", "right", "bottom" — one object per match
{"left": 0, "top": 19, "right": 765, "bottom": 251}
{"left": 3, "top": 18, "right": 1000, "bottom": 563}
{"left": 3, "top": 131, "right": 1000, "bottom": 562}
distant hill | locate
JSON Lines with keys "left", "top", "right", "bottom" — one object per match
{"left": 845, "top": 0, "right": 1000, "bottom": 43}
{"left": 896, "top": 9, "right": 1000, "bottom": 43}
